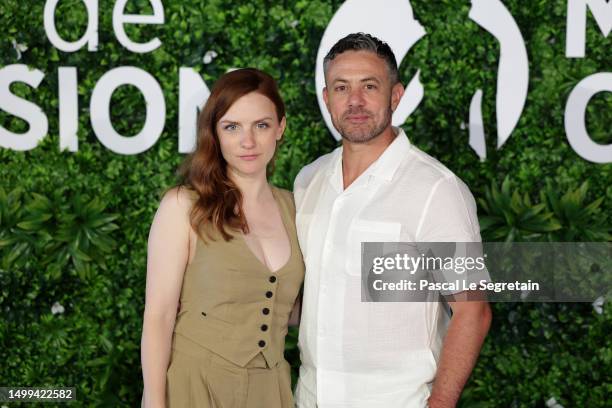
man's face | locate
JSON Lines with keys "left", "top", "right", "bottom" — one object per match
{"left": 323, "top": 50, "right": 403, "bottom": 144}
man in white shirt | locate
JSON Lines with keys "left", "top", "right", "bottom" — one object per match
{"left": 293, "top": 33, "right": 492, "bottom": 408}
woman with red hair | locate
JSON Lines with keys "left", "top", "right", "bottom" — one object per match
{"left": 141, "top": 68, "right": 304, "bottom": 408}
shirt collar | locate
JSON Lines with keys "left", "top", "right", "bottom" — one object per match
{"left": 328, "top": 127, "right": 412, "bottom": 191}
{"left": 368, "top": 126, "right": 412, "bottom": 182}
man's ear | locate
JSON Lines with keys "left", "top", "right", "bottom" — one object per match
{"left": 277, "top": 116, "right": 287, "bottom": 141}
{"left": 323, "top": 86, "right": 329, "bottom": 108}
{"left": 390, "top": 82, "right": 405, "bottom": 112}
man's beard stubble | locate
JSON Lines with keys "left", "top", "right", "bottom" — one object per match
{"left": 334, "top": 106, "right": 393, "bottom": 144}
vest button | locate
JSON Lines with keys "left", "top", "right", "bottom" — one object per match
{"left": 261, "top": 324, "right": 268, "bottom": 331}
{"left": 258, "top": 340, "right": 266, "bottom": 347}
{"left": 269, "top": 276, "right": 277, "bottom": 283}
{"left": 262, "top": 308, "right": 270, "bottom": 315}
{"left": 266, "top": 291, "right": 273, "bottom": 298}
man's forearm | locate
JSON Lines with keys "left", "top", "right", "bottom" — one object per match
{"left": 428, "top": 300, "right": 492, "bottom": 408}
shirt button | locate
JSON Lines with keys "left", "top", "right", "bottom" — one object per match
{"left": 262, "top": 308, "right": 270, "bottom": 315}
{"left": 261, "top": 324, "right": 268, "bottom": 331}
{"left": 265, "top": 291, "right": 273, "bottom": 298}
{"left": 258, "top": 340, "right": 266, "bottom": 347}
{"left": 269, "top": 276, "right": 277, "bottom": 283}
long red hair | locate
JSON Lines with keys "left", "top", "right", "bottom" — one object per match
{"left": 176, "top": 68, "right": 286, "bottom": 242}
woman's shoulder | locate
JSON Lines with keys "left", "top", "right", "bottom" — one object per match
{"left": 271, "top": 185, "right": 296, "bottom": 212}
{"left": 148, "top": 186, "right": 196, "bottom": 249}
{"left": 157, "top": 185, "right": 197, "bottom": 218}
{"left": 271, "top": 185, "right": 294, "bottom": 202}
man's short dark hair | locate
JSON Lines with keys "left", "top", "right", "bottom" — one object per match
{"left": 323, "top": 32, "right": 399, "bottom": 84}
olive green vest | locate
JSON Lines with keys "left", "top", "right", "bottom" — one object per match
{"left": 173, "top": 186, "right": 305, "bottom": 367}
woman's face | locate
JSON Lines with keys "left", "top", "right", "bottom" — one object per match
{"left": 217, "top": 92, "right": 285, "bottom": 179}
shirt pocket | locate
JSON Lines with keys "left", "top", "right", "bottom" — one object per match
{"left": 173, "top": 311, "right": 236, "bottom": 344}
{"left": 345, "top": 220, "right": 401, "bottom": 276}
{"left": 197, "top": 312, "right": 237, "bottom": 341}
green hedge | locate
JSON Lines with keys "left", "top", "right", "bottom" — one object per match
{"left": 0, "top": 1, "right": 610, "bottom": 406}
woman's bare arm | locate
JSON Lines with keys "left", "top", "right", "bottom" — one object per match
{"left": 141, "top": 188, "right": 193, "bottom": 408}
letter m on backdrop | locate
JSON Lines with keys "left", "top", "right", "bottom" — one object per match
{"left": 566, "top": 0, "right": 612, "bottom": 57}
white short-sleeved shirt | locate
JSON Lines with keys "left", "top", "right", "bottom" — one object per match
{"left": 293, "top": 128, "right": 483, "bottom": 408}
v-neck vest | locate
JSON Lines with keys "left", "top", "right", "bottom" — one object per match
{"left": 172, "top": 186, "right": 305, "bottom": 368}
